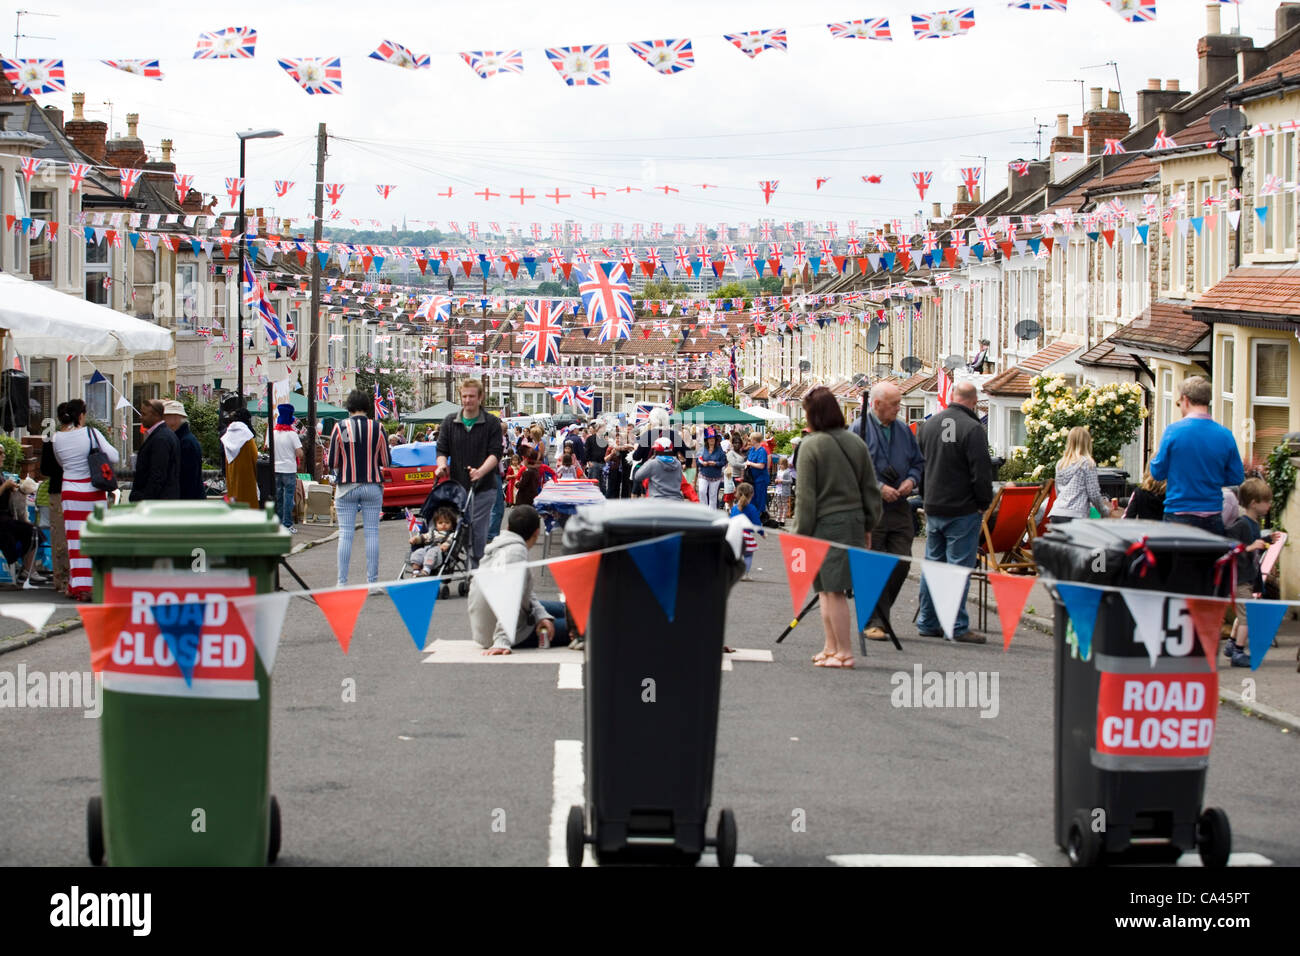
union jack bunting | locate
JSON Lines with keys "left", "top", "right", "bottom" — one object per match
{"left": 912, "top": 171, "right": 933, "bottom": 199}
{"left": 546, "top": 386, "right": 573, "bottom": 406}
{"left": 960, "top": 166, "right": 982, "bottom": 196}
{"left": 374, "top": 383, "right": 389, "bottom": 421}
{"left": 325, "top": 183, "right": 345, "bottom": 205}
{"left": 317, "top": 377, "right": 329, "bottom": 401}
{"left": 18, "top": 157, "right": 41, "bottom": 184}
{"left": 522, "top": 299, "right": 568, "bottom": 363}
{"left": 460, "top": 50, "right": 525, "bottom": 78}
{"left": 284, "top": 313, "right": 299, "bottom": 361}
{"left": 273, "top": 180, "right": 294, "bottom": 198}
{"left": 627, "top": 38, "right": 695, "bottom": 74}
{"left": 1102, "top": 138, "right": 1126, "bottom": 155}
{"left": 827, "top": 18, "right": 892, "bottom": 40}
{"left": 759, "top": 180, "right": 779, "bottom": 204}
{"left": 1260, "top": 174, "right": 1284, "bottom": 196}
{"left": 101, "top": 58, "right": 163, "bottom": 80}
{"left": 243, "top": 257, "right": 290, "bottom": 349}
{"left": 387, "top": 386, "right": 399, "bottom": 417}
{"left": 1009, "top": 161, "right": 1031, "bottom": 176}
{"left": 172, "top": 173, "right": 194, "bottom": 203}
{"left": 225, "top": 177, "right": 245, "bottom": 206}
{"left": 119, "top": 168, "right": 144, "bottom": 199}
{"left": 580, "top": 262, "right": 635, "bottom": 343}
{"left": 415, "top": 295, "right": 451, "bottom": 322}
{"left": 723, "top": 29, "right": 788, "bottom": 58}
{"left": 545, "top": 45, "right": 611, "bottom": 86}
{"left": 194, "top": 27, "right": 258, "bottom": 59}
{"left": 572, "top": 386, "right": 594, "bottom": 415}
{"left": 911, "top": 8, "right": 976, "bottom": 39}
{"left": 1, "top": 58, "right": 65, "bottom": 95}
{"left": 67, "top": 163, "right": 90, "bottom": 193}
{"left": 1102, "top": 0, "right": 1156, "bottom": 22}
{"left": 1009, "top": 1, "right": 1067, "bottom": 9}
{"left": 369, "top": 40, "right": 429, "bottom": 70}
{"left": 278, "top": 57, "right": 344, "bottom": 94}
{"left": 376, "top": 185, "right": 397, "bottom": 199}
{"left": 1152, "top": 130, "right": 1178, "bottom": 150}
{"left": 632, "top": 403, "right": 657, "bottom": 427}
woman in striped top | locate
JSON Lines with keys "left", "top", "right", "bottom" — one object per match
{"left": 53, "top": 399, "right": 119, "bottom": 600}
{"left": 328, "top": 389, "right": 391, "bottom": 588}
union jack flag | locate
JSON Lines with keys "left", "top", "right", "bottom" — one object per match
{"left": 1, "top": 58, "right": 65, "bottom": 94}
{"left": 387, "top": 386, "right": 399, "bottom": 417}
{"left": 545, "top": 45, "right": 611, "bottom": 86}
{"left": 374, "top": 382, "right": 389, "bottom": 420}
{"left": 278, "top": 57, "right": 344, "bottom": 94}
{"left": 119, "top": 168, "right": 143, "bottom": 199}
{"left": 67, "top": 163, "right": 90, "bottom": 193}
{"left": 102, "top": 58, "right": 163, "bottom": 80}
{"left": 274, "top": 180, "right": 294, "bottom": 198}
{"left": 415, "top": 295, "right": 451, "bottom": 322}
{"left": 1102, "top": 138, "right": 1126, "bottom": 155}
{"left": 369, "top": 40, "right": 429, "bottom": 70}
{"left": 1260, "top": 174, "right": 1284, "bottom": 197}
{"left": 1009, "top": 1, "right": 1067, "bottom": 9}
{"left": 633, "top": 402, "right": 658, "bottom": 427}
{"left": 283, "top": 313, "right": 299, "bottom": 361}
{"left": 827, "top": 18, "right": 892, "bottom": 40}
{"left": 1152, "top": 130, "right": 1178, "bottom": 150}
{"left": 325, "top": 183, "right": 344, "bottom": 205}
{"left": 1102, "top": 0, "right": 1156, "bottom": 23}
{"left": 317, "top": 376, "right": 329, "bottom": 401}
{"left": 225, "top": 177, "right": 245, "bottom": 206}
{"left": 923, "top": 230, "right": 940, "bottom": 254}
{"left": 460, "top": 50, "right": 524, "bottom": 78}
{"left": 627, "top": 38, "right": 695, "bottom": 74}
{"left": 522, "top": 299, "right": 567, "bottom": 363}
{"left": 580, "top": 262, "right": 635, "bottom": 343}
{"left": 18, "top": 157, "right": 41, "bottom": 184}
{"left": 912, "top": 8, "right": 976, "bottom": 38}
{"left": 172, "top": 173, "right": 194, "bottom": 203}
{"left": 723, "top": 28, "right": 788, "bottom": 58}
{"left": 759, "top": 180, "right": 779, "bottom": 204}
{"left": 960, "top": 166, "right": 982, "bottom": 195}
{"left": 243, "top": 257, "right": 290, "bottom": 349}
{"left": 376, "top": 184, "right": 396, "bottom": 199}
{"left": 194, "top": 27, "right": 257, "bottom": 59}
{"left": 1009, "top": 161, "right": 1031, "bottom": 176}
{"left": 912, "top": 171, "right": 933, "bottom": 199}
{"left": 405, "top": 509, "right": 422, "bottom": 534}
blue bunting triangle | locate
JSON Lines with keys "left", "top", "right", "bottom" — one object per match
{"left": 690, "top": 258, "right": 702, "bottom": 278}
{"left": 317, "top": 251, "right": 330, "bottom": 268}
{"left": 848, "top": 548, "right": 900, "bottom": 632}
{"left": 373, "top": 255, "right": 385, "bottom": 273}
{"left": 628, "top": 535, "right": 682, "bottom": 623}
{"left": 1243, "top": 600, "right": 1285, "bottom": 671}
{"left": 971, "top": 243, "right": 984, "bottom": 262}
{"left": 880, "top": 252, "right": 896, "bottom": 271}
{"left": 1255, "top": 205, "right": 1270, "bottom": 226}
{"left": 1136, "top": 224, "right": 1150, "bottom": 244}
{"left": 523, "top": 256, "right": 537, "bottom": 278}
{"left": 150, "top": 601, "right": 207, "bottom": 687}
{"left": 1055, "top": 583, "right": 1103, "bottom": 659}
{"left": 809, "top": 255, "right": 821, "bottom": 276}
{"left": 386, "top": 578, "right": 440, "bottom": 650}
{"left": 753, "top": 259, "right": 766, "bottom": 277}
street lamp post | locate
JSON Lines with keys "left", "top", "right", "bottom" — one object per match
{"left": 235, "top": 129, "right": 283, "bottom": 403}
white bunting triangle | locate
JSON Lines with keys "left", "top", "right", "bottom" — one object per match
{"left": 0, "top": 603, "right": 56, "bottom": 632}
{"left": 475, "top": 565, "right": 526, "bottom": 645}
{"left": 921, "top": 561, "right": 972, "bottom": 638}
{"left": 114, "top": 395, "right": 133, "bottom": 411}
{"left": 1120, "top": 588, "right": 1172, "bottom": 666}
{"left": 233, "top": 592, "right": 291, "bottom": 673}
{"left": 1227, "top": 210, "right": 1242, "bottom": 230}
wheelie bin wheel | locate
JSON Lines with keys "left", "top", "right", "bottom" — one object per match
{"left": 565, "top": 805, "right": 585, "bottom": 867}
{"left": 716, "top": 808, "right": 738, "bottom": 868}
{"left": 268, "top": 795, "right": 281, "bottom": 864}
{"left": 1196, "top": 807, "right": 1231, "bottom": 868}
{"left": 439, "top": 584, "right": 450, "bottom": 599}
{"left": 458, "top": 580, "right": 469, "bottom": 597}
{"left": 87, "top": 795, "right": 104, "bottom": 867}
{"left": 1066, "top": 810, "right": 1103, "bottom": 867}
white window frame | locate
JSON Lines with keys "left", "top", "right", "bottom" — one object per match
{"left": 1161, "top": 368, "right": 1174, "bottom": 429}
{"left": 29, "top": 188, "right": 53, "bottom": 283}
{"left": 175, "top": 262, "right": 198, "bottom": 331}
{"left": 1220, "top": 334, "right": 1235, "bottom": 430}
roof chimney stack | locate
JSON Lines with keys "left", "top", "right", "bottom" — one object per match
{"left": 1198, "top": 6, "right": 1253, "bottom": 90}
{"left": 1083, "top": 89, "right": 1131, "bottom": 158}
{"left": 63, "top": 91, "right": 108, "bottom": 163}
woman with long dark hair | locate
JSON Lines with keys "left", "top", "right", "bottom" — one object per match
{"left": 53, "top": 398, "right": 119, "bottom": 600}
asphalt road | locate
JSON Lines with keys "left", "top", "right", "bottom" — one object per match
{"left": 1, "top": 516, "right": 1296, "bottom": 867}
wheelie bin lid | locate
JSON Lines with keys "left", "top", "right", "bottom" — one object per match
{"left": 82, "top": 500, "right": 291, "bottom": 557}
{"left": 1032, "top": 519, "right": 1232, "bottom": 585}
{"left": 563, "top": 499, "right": 732, "bottom": 551}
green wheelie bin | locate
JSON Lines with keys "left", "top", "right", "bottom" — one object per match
{"left": 79, "top": 500, "right": 290, "bottom": 866}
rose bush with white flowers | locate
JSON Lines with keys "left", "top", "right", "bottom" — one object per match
{"left": 1020, "top": 375, "right": 1147, "bottom": 479}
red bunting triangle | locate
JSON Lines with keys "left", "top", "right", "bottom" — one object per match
{"left": 460, "top": 260, "right": 473, "bottom": 277}
{"left": 779, "top": 533, "right": 831, "bottom": 617}
{"left": 415, "top": 257, "right": 428, "bottom": 275}
{"left": 296, "top": 248, "right": 308, "bottom": 267}
{"left": 641, "top": 328, "right": 652, "bottom": 339}
{"left": 640, "top": 260, "right": 655, "bottom": 277}
{"left": 560, "top": 262, "right": 574, "bottom": 281}
{"left": 832, "top": 255, "right": 846, "bottom": 273}
{"left": 943, "top": 246, "right": 958, "bottom": 267}
{"left": 314, "top": 588, "right": 369, "bottom": 654}
{"left": 3, "top": 214, "right": 13, "bottom": 233}
{"left": 767, "top": 257, "right": 782, "bottom": 276}
{"left": 362, "top": 255, "right": 374, "bottom": 272}
{"left": 506, "top": 260, "right": 520, "bottom": 279}
{"left": 712, "top": 259, "right": 725, "bottom": 277}
{"left": 548, "top": 552, "right": 602, "bottom": 636}
{"left": 221, "top": 240, "right": 232, "bottom": 258}
{"left": 438, "top": 249, "right": 450, "bottom": 262}
{"left": 1102, "top": 229, "right": 1115, "bottom": 248}
{"left": 988, "top": 573, "right": 1036, "bottom": 651}
{"left": 856, "top": 257, "right": 870, "bottom": 275}
{"left": 998, "top": 241, "right": 1014, "bottom": 260}
{"left": 79, "top": 604, "right": 133, "bottom": 673}
{"left": 1185, "top": 597, "right": 1230, "bottom": 672}
{"left": 1042, "top": 236, "right": 1054, "bottom": 254}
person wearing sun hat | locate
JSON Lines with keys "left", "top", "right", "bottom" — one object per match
{"left": 265, "top": 402, "right": 303, "bottom": 532}
{"left": 162, "top": 399, "right": 205, "bottom": 500}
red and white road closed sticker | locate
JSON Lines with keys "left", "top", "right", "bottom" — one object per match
{"left": 101, "top": 569, "right": 259, "bottom": 700}
{"left": 1095, "top": 672, "right": 1218, "bottom": 758}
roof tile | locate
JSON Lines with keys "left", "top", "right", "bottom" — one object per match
{"left": 1192, "top": 265, "right": 1300, "bottom": 320}
{"left": 1108, "top": 300, "right": 1209, "bottom": 354}
{"left": 983, "top": 340, "right": 1080, "bottom": 396}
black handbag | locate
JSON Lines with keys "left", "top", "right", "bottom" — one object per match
{"left": 86, "top": 428, "right": 118, "bottom": 493}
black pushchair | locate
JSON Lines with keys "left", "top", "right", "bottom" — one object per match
{"left": 398, "top": 479, "right": 476, "bottom": 598}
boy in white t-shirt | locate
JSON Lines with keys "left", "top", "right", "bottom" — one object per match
{"left": 267, "top": 403, "right": 304, "bottom": 533}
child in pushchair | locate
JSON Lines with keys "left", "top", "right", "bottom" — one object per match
{"left": 400, "top": 478, "right": 476, "bottom": 595}
{"left": 409, "top": 507, "right": 457, "bottom": 577}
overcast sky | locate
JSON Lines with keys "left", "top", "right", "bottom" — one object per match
{"left": 8, "top": 0, "right": 1284, "bottom": 232}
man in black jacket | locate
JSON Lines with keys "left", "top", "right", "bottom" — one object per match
{"left": 914, "top": 381, "right": 993, "bottom": 643}
{"left": 163, "top": 400, "right": 205, "bottom": 499}
{"left": 129, "top": 399, "right": 180, "bottom": 501}
{"left": 436, "top": 378, "right": 502, "bottom": 568}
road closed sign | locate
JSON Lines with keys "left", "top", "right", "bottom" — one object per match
{"left": 1095, "top": 672, "right": 1218, "bottom": 759}
{"left": 101, "top": 568, "right": 259, "bottom": 700}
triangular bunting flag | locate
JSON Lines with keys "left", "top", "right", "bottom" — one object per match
{"left": 548, "top": 552, "right": 602, "bottom": 636}
{"left": 921, "top": 561, "right": 971, "bottom": 639}
{"left": 79, "top": 603, "right": 133, "bottom": 673}
{"left": 1054, "top": 582, "right": 1103, "bottom": 659}
{"left": 847, "top": 547, "right": 899, "bottom": 632}
{"left": 476, "top": 564, "right": 527, "bottom": 642}
{"left": 1227, "top": 210, "right": 1241, "bottom": 230}
{"left": 1243, "top": 600, "right": 1286, "bottom": 671}
{"left": 149, "top": 601, "right": 207, "bottom": 687}
{"left": 0, "top": 602, "right": 56, "bottom": 633}
{"left": 1136, "top": 224, "right": 1150, "bottom": 244}
{"left": 314, "top": 587, "right": 370, "bottom": 654}
{"left": 1121, "top": 588, "right": 1172, "bottom": 666}
{"left": 628, "top": 535, "right": 682, "bottom": 623}
{"left": 1184, "top": 597, "right": 1229, "bottom": 672}
{"left": 989, "top": 573, "right": 1035, "bottom": 651}
{"left": 1255, "top": 205, "right": 1269, "bottom": 227}
{"left": 386, "top": 579, "right": 440, "bottom": 650}
{"left": 779, "top": 533, "right": 832, "bottom": 617}
{"left": 232, "top": 592, "right": 291, "bottom": 673}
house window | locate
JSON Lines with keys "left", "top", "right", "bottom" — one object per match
{"left": 1168, "top": 199, "right": 1186, "bottom": 293}
{"left": 29, "top": 189, "right": 52, "bottom": 282}
{"left": 10, "top": 171, "right": 28, "bottom": 271}
{"left": 175, "top": 262, "right": 198, "bottom": 330}
{"left": 85, "top": 232, "right": 109, "bottom": 304}
{"left": 1009, "top": 408, "right": 1027, "bottom": 447}
{"left": 1252, "top": 340, "right": 1290, "bottom": 458}
{"left": 1161, "top": 368, "right": 1173, "bottom": 428}
{"left": 85, "top": 373, "right": 112, "bottom": 425}
{"left": 1286, "top": 132, "right": 1297, "bottom": 250}
{"left": 1221, "top": 336, "right": 1235, "bottom": 430}
{"left": 906, "top": 404, "right": 924, "bottom": 427}
{"left": 29, "top": 358, "right": 54, "bottom": 432}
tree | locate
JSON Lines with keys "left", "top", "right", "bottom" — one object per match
{"left": 354, "top": 355, "right": 418, "bottom": 416}
{"left": 179, "top": 396, "right": 222, "bottom": 466}
{"left": 640, "top": 278, "right": 688, "bottom": 301}
{"left": 758, "top": 274, "right": 784, "bottom": 294}
{"left": 715, "top": 283, "right": 749, "bottom": 301}
{"left": 534, "top": 280, "right": 579, "bottom": 297}
{"left": 678, "top": 382, "right": 735, "bottom": 411}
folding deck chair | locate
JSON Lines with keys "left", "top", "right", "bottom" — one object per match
{"left": 970, "top": 484, "right": 1041, "bottom": 632}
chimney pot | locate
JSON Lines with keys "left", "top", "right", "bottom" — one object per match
{"left": 1166, "top": 79, "right": 1180, "bottom": 91}
{"left": 1106, "top": 90, "right": 1120, "bottom": 110}
{"left": 1089, "top": 87, "right": 1103, "bottom": 110}
{"left": 931, "top": 202, "right": 942, "bottom": 219}
{"left": 126, "top": 113, "right": 138, "bottom": 138}
{"left": 161, "top": 138, "right": 173, "bottom": 162}
{"left": 1057, "top": 113, "right": 1069, "bottom": 136}
{"left": 1207, "top": 3, "right": 1222, "bottom": 36}
{"left": 957, "top": 185, "right": 969, "bottom": 203}
{"left": 1146, "top": 78, "right": 1161, "bottom": 90}
{"left": 71, "top": 92, "right": 85, "bottom": 120}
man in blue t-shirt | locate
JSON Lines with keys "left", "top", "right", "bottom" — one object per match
{"left": 1149, "top": 376, "right": 1244, "bottom": 535}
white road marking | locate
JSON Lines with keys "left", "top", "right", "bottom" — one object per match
{"left": 548, "top": 739, "right": 592, "bottom": 867}
{"left": 1176, "top": 852, "right": 1273, "bottom": 867}
{"left": 829, "top": 853, "right": 1041, "bottom": 867}
{"left": 727, "top": 648, "right": 774, "bottom": 663}
{"left": 557, "top": 662, "right": 583, "bottom": 689}
{"left": 422, "top": 640, "right": 579, "bottom": 664}
{"left": 721, "top": 657, "right": 733, "bottom": 671}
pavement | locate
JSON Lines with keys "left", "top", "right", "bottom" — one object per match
{"left": 0, "top": 513, "right": 1296, "bottom": 867}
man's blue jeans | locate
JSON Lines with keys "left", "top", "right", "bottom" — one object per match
{"left": 487, "top": 479, "right": 506, "bottom": 543}
{"left": 274, "top": 472, "right": 296, "bottom": 529}
{"left": 916, "top": 511, "right": 983, "bottom": 638}
{"left": 1165, "top": 513, "right": 1225, "bottom": 535}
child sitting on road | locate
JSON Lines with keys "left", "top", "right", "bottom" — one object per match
{"left": 730, "top": 481, "right": 764, "bottom": 581}
{"left": 1224, "top": 478, "right": 1276, "bottom": 668}
{"left": 409, "top": 507, "right": 457, "bottom": 577}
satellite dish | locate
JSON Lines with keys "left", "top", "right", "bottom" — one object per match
{"left": 1209, "top": 107, "right": 1248, "bottom": 139}
{"left": 866, "top": 322, "right": 881, "bottom": 353}
{"left": 873, "top": 363, "right": 893, "bottom": 378}
{"left": 851, "top": 373, "right": 868, "bottom": 388}
{"left": 944, "top": 354, "right": 965, "bottom": 371}
{"left": 799, "top": 360, "right": 812, "bottom": 373}
{"left": 1015, "top": 319, "right": 1043, "bottom": 340}
{"left": 901, "top": 356, "right": 923, "bottom": 374}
